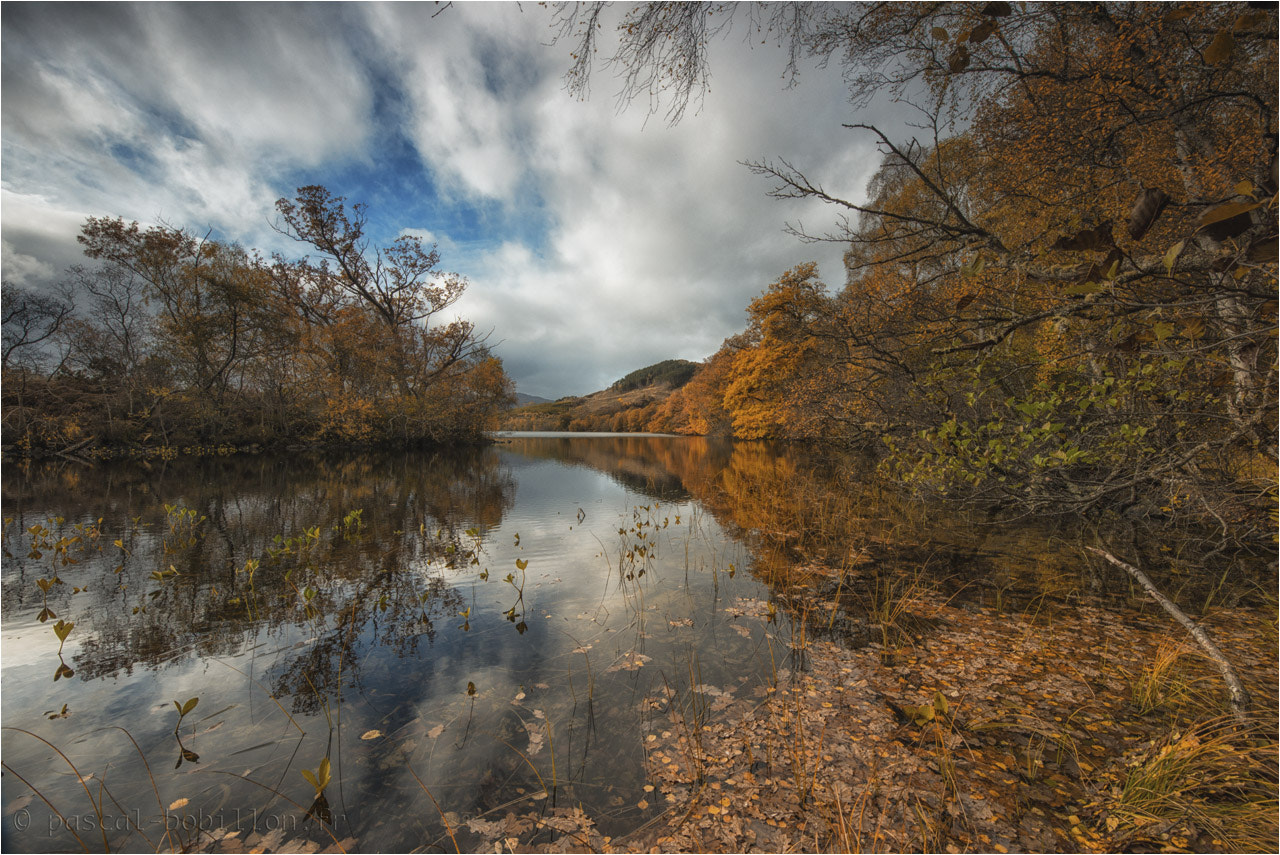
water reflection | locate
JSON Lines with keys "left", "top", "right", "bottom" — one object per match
{"left": 2, "top": 439, "right": 788, "bottom": 852}
{"left": 12, "top": 434, "right": 1215, "bottom": 852}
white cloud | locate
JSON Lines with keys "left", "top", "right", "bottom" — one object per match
{"left": 2, "top": 3, "right": 894, "bottom": 399}
{"left": 0, "top": 188, "right": 96, "bottom": 285}
{"left": 423, "top": 7, "right": 875, "bottom": 397}
{"left": 1, "top": 3, "right": 374, "bottom": 267}
{"left": 364, "top": 5, "right": 534, "bottom": 202}
{"left": 0, "top": 242, "right": 57, "bottom": 287}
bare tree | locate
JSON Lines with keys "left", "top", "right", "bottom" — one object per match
{"left": 2, "top": 281, "right": 75, "bottom": 369}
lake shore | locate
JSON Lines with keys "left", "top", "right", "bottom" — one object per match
{"left": 612, "top": 559, "right": 1278, "bottom": 854}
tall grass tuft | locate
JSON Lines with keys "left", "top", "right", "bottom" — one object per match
{"left": 1130, "top": 640, "right": 1227, "bottom": 717}
{"left": 863, "top": 568, "right": 931, "bottom": 652}
{"left": 1110, "top": 717, "right": 1278, "bottom": 852}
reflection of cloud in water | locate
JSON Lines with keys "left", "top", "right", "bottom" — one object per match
{"left": 0, "top": 442, "right": 787, "bottom": 852}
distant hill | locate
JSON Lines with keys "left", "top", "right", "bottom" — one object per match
{"left": 500, "top": 359, "right": 700, "bottom": 432}
{"left": 610, "top": 359, "right": 698, "bottom": 393}
{"left": 513, "top": 391, "right": 553, "bottom": 406}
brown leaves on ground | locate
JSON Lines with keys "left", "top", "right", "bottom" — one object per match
{"left": 611, "top": 568, "right": 1278, "bottom": 854}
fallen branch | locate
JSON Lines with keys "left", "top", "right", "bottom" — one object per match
{"left": 1086, "top": 546, "right": 1251, "bottom": 720}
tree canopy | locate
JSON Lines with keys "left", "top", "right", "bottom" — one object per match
{"left": 553, "top": 1, "right": 1277, "bottom": 556}
{"left": 3, "top": 188, "right": 513, "bottom": 453}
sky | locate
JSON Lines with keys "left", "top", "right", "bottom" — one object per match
{"left": 1, "top": 2, "right": 891, "bottom": 399}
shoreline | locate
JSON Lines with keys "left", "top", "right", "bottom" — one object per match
{"left": 607, "top": 562, "right": 1278, "bottom": 853}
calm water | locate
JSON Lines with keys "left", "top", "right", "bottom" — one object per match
{"left": 1, "top": 434, "right": 796, "bottom": 852}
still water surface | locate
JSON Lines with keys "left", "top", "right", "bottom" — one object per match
{"left": 2, "top": 434, "right": 796, "bottom": 852}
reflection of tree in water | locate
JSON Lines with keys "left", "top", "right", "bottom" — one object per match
{"left": 534, "top": 436, "right": 1273, "bottom": 606}
{"left": 0, "top": 449, "right": 513, "bottom": 694}
{"left": 499, "top": 435, "right": 736, "bottom": 503}
{"left": 497, "top": 435, "right": 1090, "bottom": 595}
{"left": 269, "top": 572, "right": 464, "bottom": 715}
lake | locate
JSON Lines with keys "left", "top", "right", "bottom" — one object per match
{"left": 8, "top": 433, "right": 1271, "bottom": 854}
{"left": 1, "top": 433, "right": 804, "bottom": 852}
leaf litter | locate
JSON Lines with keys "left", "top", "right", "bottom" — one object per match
{"left": 203, "top": 560, "right": 1276, "bottom": 854}
{"left": 453, "top": 561, "right": 1276, "bottom": 854}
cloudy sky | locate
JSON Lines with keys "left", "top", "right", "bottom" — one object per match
{"left": 2, "top": 2, "right": 890, "bottom": 399}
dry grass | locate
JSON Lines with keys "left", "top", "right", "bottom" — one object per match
{"left": 861, "top": 567, "right": 933, "bottom": 652}
{"left": 1130, "top": 639, "right": 1228, "bottom": 718}
{"left": 1109, "top": 717, "right": 1279, "bottom": 852}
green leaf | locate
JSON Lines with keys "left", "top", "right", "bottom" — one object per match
{"left": 180, "top": 697, "right": 199, "bottom": 716}
{"left": 962, "top": 255, "right": 986, "bottom": 277}
{"left": 933, "top": 691, "right": 950, "bottom": 716}
{"left": 1163, "top": 240, "right": 1186, "bottom": 273}
{"left": 515, "top": 558, "right": 528, "bottom": 571}
{"left": 466, "top": 681, "right": 477, "bottom": 696}
{"left": 301, "top": 769, "right": 319, "bottom": 792}
{"left": 909, "top": 703, "right": 935, "bottom": 725}
{"left": 53, "top": 620, "right": 73, "bottom": 643}
{"left": 1153, "top": 321, "right": 1175, "bottom": 342}
{"left": 318, "top": 757, "right": 331, "bottom": 791}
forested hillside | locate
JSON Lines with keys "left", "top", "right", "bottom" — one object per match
{"left": 501, "top": 359, "right": 697, "bottom": 431}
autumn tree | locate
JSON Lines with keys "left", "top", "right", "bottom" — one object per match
{"left": 1, "top": 281, "right": 81, "bottom": 452}
{"left": 556, "top": 2, "right": 1277, "bottom": 546}
{"left": 62, "top": 264, "right": 154, "bottom": 383}
{"left": 5, "top": 190, "right": 511, "bottom": 453}
{"left": 721, "top": 263, "right": 841, "bottom": 439}
{"left": 78, "top": 219, "right": 280, "bottom": 406}
{"left": 273, "top": 186, "right": 510, "bottom": 442}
